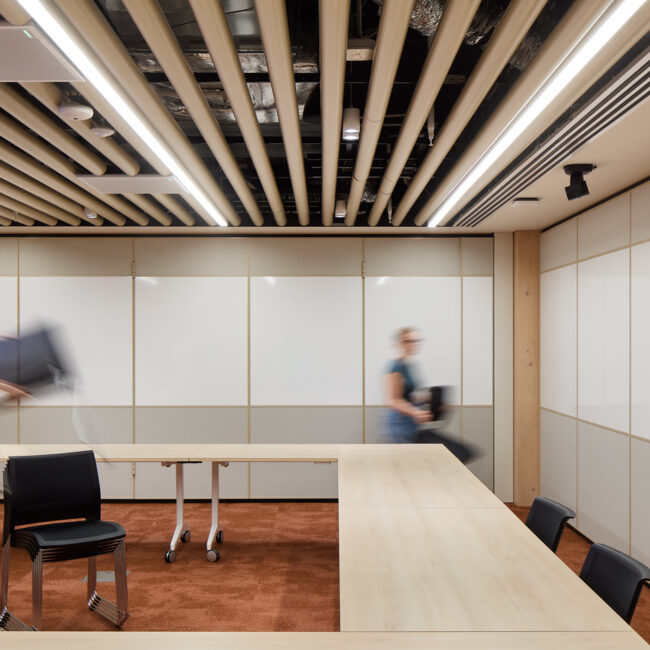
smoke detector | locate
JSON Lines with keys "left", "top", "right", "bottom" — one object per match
{"left": 90, "top": 126, "right": 115, "bottom": 138}
{"left": 57, "top": 103, "right": 94, "bottom": 121}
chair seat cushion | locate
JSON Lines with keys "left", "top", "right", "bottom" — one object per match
{"left": 12, "top": 520, "right": 125, "bottom": 560}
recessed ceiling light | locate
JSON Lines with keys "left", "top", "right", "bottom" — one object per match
{"left": 426, "top": 0, "right": 646, "bottom": 227}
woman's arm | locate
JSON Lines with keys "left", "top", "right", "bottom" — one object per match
{"left": 0, "top": 379, "right": 29, "bottom": 401}
{"left": 386, "top": 372, "right": 432, "bottom": 423}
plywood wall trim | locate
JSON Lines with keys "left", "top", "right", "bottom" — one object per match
{"left": 513, "top": 230, "right": 540, "bottom": 506}
{"left": 493, "top": 232, "right": 513, "bottom": 502}
{"left": 250, "top": 238, "right": 363, "bottom": 276}
{"left": 0, "top": 236, "right": 18, "bottom": 275}
{"left": 19, "top": 237, "right": 133, "bottom": 276}
{"left": 364, "top": 237, "right": 461, "bottom": 276}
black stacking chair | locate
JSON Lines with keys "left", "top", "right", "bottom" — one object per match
{"left": 525, "top": 497, "right": 576, "bottom": 552}
{"left": 0, "top": 450, "right": 128, "bottom": 631}
{"left": 580, "top": 543, "right": 650, "bottom": 623}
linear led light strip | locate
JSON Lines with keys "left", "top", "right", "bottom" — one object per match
{"left": 17, "top": 0, "right": 228, "bottom": 227}
{"left": 426, "top": 0, "right": 647, "bottom": 228}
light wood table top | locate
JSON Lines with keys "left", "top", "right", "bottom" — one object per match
{"left": 0, "top": 443, "right": 343, "bottom": 463}
{"left": 0, "top": 442, "right": 645, "bottom": 647}
{"left": 338, "top": 445, "right": 504, "bottom": 509}
{"left": 2, "top": 631, "right": 648, "bottom": 649}
{"left": 339, "top": 505, "right": 630, "bottom": 632}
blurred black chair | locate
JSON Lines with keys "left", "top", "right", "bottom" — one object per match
{"left": 0, "top": 450, "right": 128, "bottom": 631}
{"left": 525, "top": 497, "right": 576, "bottom": 552}
{"left": 580, "top": 543, "right": 650, "bottom": 623}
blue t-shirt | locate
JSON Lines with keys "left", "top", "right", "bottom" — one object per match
{"left": 387, "top": 359, "right": 416, "bottom": 402}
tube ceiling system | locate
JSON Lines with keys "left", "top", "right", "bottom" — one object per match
{"left": 0, "top": 0, "right": 647, "bottom": 232}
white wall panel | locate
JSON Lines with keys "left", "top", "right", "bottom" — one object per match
{"left": 540, "top": 265, "right": 577, "bottom": 416}
{"left": 540, "top": 218, "right": 577, "bottom": 272}
{"left": 631, "top": 181, "right": 650, "bottom": 244}
{"left": 251, "top": 277, "right": 362, "bottom": 405}
{"left": 19, "top": 277, "right": 132, "bottom": 406}
{"left": 135, "top": 277, "right": 247, "bottom": 405}
{"left": 463, "top": 277, "right": 493, "bottom": 405}
{"left": 631, "top": 242, "right": 650, "bottom": 440}
{"left": 578, "top": 422, "right": 629, "bottom": 553}
{"left": 365, "top": 277, "right": 461, "bottom": 406}
{"left": 578, "top": 194, "right": 630, "bottom": 261}
{"left": 577, "top": 250, "right": 629, "bottom": 432}
{"left": 0, "top": 276, "right": 17, "bottom": 335}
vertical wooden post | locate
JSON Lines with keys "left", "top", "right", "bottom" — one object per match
{"left": 513, "top": 231, "right": 540, "bottom": 506}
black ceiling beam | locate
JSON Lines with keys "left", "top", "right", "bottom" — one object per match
{"left": 144, "top": 71, "right": 320, "bottom": 83}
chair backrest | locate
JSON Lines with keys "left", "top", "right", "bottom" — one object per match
{"left": 2, "top": 450, "right": 101, "bottom": 545}
{"left": 525, "top": 497, "right": 576, "bottom": 552}
{"left": 580, "top": 543, "right": 650, "bottom": 623}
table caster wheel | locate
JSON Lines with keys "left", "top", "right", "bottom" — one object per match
{"left": 216, "top": 530, "right": 223, "bottom": 543}
{"left": 206, "top": 549, "right": 221, "bottom": 562}
{"left": 165, "top": 549, "right": 177, "bottom": 563}
{"left": 181, "top": 529, "right": 191, "bottom": 543}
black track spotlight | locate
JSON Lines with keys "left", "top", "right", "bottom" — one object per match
{"left": 563, "top": 164, "right": 595, "bottom": 200}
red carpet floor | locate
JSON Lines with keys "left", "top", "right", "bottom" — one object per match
{"left": 0, "top": 501, "right": 647, "bottom": 640}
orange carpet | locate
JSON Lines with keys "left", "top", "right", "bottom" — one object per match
{"left": 0, "top": 501, "right": 647, "bottom": 641}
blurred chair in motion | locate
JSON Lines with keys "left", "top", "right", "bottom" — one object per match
{"left": 1, "top": 450, "right": 128, "bottom": 631}
{"left": 525, "top": 496, "right": 576, "bottom": 553}
{"left": 580, "top": 543, "right": 650, "bottom": 623}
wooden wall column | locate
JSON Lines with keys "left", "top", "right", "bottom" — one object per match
{"left": 513, "top": 230, "right": 540, "bottom": 506}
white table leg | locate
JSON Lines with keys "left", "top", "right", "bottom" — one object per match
{"left": 162, "top": 462, "right": 190, "bottom": 563}
{"left": 206, "top": 461, "right": 227, "bottom": 562}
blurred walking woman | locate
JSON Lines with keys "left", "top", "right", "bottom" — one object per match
{"left": 385, "top": 327, "right": 432, "bottom": 442}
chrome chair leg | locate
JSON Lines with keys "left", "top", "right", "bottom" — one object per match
{"left": 87, "top": 542, "right": 129, "bottom": 627}
{"left": 31, "top": 551, "right": 43, "bottom": 631}
{"left": 1, "top": 539, "right": 9, "bottom": 611}
{"left": 87, "top": 556, "right": 97, "bottom": 604}
{"left": 114, "top": 540, "right": 129, "bottom": 626}
{"left": 0, "top": 540, "right": 36, "bottom": 631}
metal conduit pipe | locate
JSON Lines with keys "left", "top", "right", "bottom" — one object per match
{"left": 21, "top": 82, "right": 140, "bottom": 176}
{"left": 0, "top": 138, "right": 126, "bottom": 226}
{"left": 0, "top": 162, "right": 103, "bottom": 225}
{"left": 0, "top": 115, "right": 148, "bottom": 225}
{"left": 319, "top": 0, "right": 350, "bottom": 226}
{"left": 390, "top": 0, "right": 547, "bottom": 226}
{"left": 124, "top": 194, "right": 172, "bottom": 227}
{"left": 189, "top": 0, "right": 286, "bottom": 226}
{"left": 254, "top": 0, "right": 310, "bottom": 226}
{"left": 367, "top": 0, "right": 481, "bottom": 226}
{"left": 0, "top": 0, "right": 29, "bottom": 24}
{"left": 344, "top": 0, "right": 416, "bottom": 226}
{"left": 0, "top": 85, "right": 107, "bottom": 176}
{"left": 0, "top": 179, "right": 81, "bottom": 225}
{"left": 123, "top": 0, "right": 263, "bottom": 226}
{"left": 412, "top": 0, "right": 643, "bottom": 226}
{"left": 0, "top": 205, "right": 35, "bottom": 226}
{"left": 153, "top": 194, "right": 195, "bottom": 227}
{"left": 55, "top": 0, "right": 240, "bottom": 226}
{"left": 0, "top": 194, "right": 57, "bottom": 226}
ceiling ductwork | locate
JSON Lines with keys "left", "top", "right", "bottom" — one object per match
{"left": 152, "top": 81, "right": 317, "bottom": 124}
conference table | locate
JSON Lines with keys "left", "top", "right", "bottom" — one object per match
{"left": 0, "top": 443, "right": 647, "bottom": 648}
